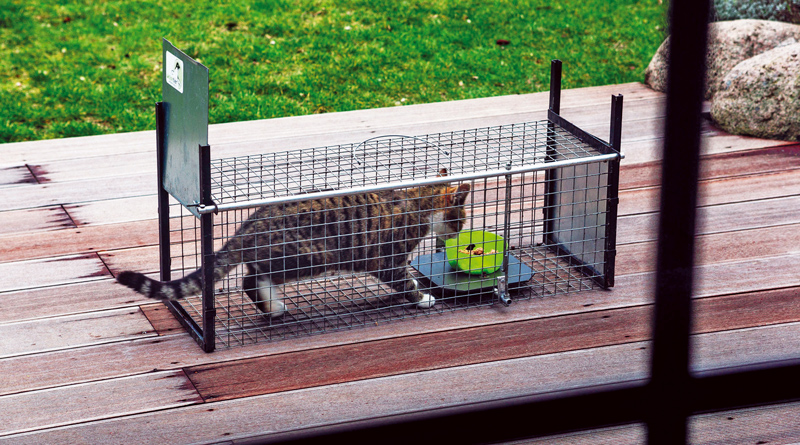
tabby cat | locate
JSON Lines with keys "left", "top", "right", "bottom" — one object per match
{"left": 117, "top": 170, "right": 471, "bottom": 317}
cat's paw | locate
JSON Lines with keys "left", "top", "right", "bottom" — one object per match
{"left": 416, "top": 293, "right": 436, "bottom": 309}
{"left": 267, "top": 300, "right": 287, "bottom": 317}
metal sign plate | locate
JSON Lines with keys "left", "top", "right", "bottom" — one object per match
{"left": 162, "top": 38, "right": 208, "bottom": 217}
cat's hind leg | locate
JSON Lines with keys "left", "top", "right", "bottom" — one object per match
{"left": 243, "top": 270, "right": 286, "bottom": 317}
{"left": 376, "top": 267, "right": 436, "bottom": 309}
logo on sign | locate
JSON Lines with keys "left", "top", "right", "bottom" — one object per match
{"left": 165, "top": 51, "right": 184, "bottom": 93}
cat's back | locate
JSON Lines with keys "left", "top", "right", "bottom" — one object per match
{"left": 244, "top": 191, "right": 395, "bottom": 235}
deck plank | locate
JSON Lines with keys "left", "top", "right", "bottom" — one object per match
{"left": 1, "top": 163, "right": 796, "bottom": 265}
{"left": 0, "top": 219, "right": 159, "bottom": 263}
{"left": 619, "top": 167, "right": 800, "bottom": 216}
{"left": 95, "top": 192, "right": 800, "bottom": 278}
{"left": 5, "top": 322, "right": 798, "bottom": 445}
{"left": 0, "top": 279, "right": 146, "bottom": 324}
{"left": 140, "top": 303, "right": 186, "bottom": 336}
{"left": 0, "top": 253, "right": 111, "bottom": 293}
{"left": 64, "top": 195, "right": 157, "bottom": 227}
{"left": 3, "top": 251, "right": 797, "bottom": 398}
{"left": 620, "top": 144, "right": 800, "bottom": 190}
{"left": 522, "top": 401, "right": 800, "bottom": 445}
{"left": 0, "top": 166, "right": 36, "bottom": 187}
{"left": 689, "top": 402, "right": 800, "bottom": 445}
{"left": 619, "top": 132, "right": 794, "bottom": 166}
{"left": 0, "top": 206, "right": 76, "bottom": 235}
{"left": 184, "top": 284, "right": 800, "bottom": 402}
{"left": 0, "top": 173, "right": 155, "bottom": 212}
{"left": 186, "top": 305, "right": 654, "bottom": 402}
{"left": 0, "top": 307, "right": 156, "bottom": 358}
{"left": 616, "top": 223, "right": 800, "bottom": 275}
{"left": 3, "top": 140, "right": 790, "bottom": 236}
{"left": 11, "top": 93, "right": 664, "bottom": 185}
{"left": 0, "top": 370, "right": 202, "bottom": 437}
{"left": 0, "top": 83, "right": 654, "bottom": 168}
{"left": 617, "top": 195, "right": 800, "bottom": 244}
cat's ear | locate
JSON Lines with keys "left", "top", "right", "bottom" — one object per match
{"left": 437, "top": 168, "right": 448, "bottom": 177}
{"left": 447, "top": 183, "right": 471, "bottom": 206}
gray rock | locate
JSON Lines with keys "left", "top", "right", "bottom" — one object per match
{"left": 711, "top": 42, "right": 800, "bottom": 141}
{"left": 645, "top": 19, "right": 800, "bottom": 99}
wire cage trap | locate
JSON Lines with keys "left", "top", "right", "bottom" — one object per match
{"left": 155, "top": 60, "right": 622, "bottom": 351}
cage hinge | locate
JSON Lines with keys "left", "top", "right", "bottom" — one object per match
{"left": 197, "top": 203, "right": 220, "bottom": 215}
{"left": 607, "top": 196, "right": 620, "bottom": 208}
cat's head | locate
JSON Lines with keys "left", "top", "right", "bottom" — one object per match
{"left": 431, "top": 169, "right": 471, "bottom": 242}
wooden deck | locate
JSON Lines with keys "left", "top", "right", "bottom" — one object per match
{"left": 1, "top": 82, "right": 799, "bottom": 444}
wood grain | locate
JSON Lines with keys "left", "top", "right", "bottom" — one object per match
{"left": 521, "top": 401, "right": 800, "bottom": 445}
{"left": 0, "top": 206, "right": 76, "bottom": 235}
{"left": 619, "top": 167, "right": 800, "bottom": 216}
{"left": 619, "top": 132, "right": 794, "bottom": 166}
{"left": 64, "top": 195, "right": 157, "bottom": 227}
{"left": 185, "top": 283, "right": 800, "bottom": 402}
{"left": 689, "top": 402, "right": 800, "bottom": 445}
{"left": 97, "top": 192, "right": 800, "bottom": 279}
{"left": 0, "top": 278, "right": 147, "bottom": 324}
{"left": 617, "top": 195, "right": 800, "bottom": 244}
{"left": 0, "top": 307, "right": 156, "bottom": 358}
{"left": 141, "top": 303, "right": 186, "bottom": 336}
{"left": 187, "top": 306, "right": 652, "bottom": 402}
{"left": 2, "top": 253, "right": 796, "bottom": 399}
{"left": 0, "top": 166, "right": 35, "bottom": 187}
{"left": 0, "top": 370, "right": 202, "bottom": 437}
{"left": 0, "top": 173, "right": 155, "bottom": 212}
{"left": 0, "top": 219, "right": 159, "bottom": 263}
{"left": 0, "top": 253, "right": 111, "bottom": 293}
{"left": 620, "top": 144, "right": 800, "bottom": 190}
{"left": 17, "top": 93, "right": 661, "bottom": 186}
{"left": 616, "top": 223, "right": 800, "bottom": 275}
{"left": 6, "top": 323, "right": 798, "bottom": 445}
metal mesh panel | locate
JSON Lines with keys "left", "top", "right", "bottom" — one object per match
{"left": 166, "top": 120, "right": 617, "bottom": 348}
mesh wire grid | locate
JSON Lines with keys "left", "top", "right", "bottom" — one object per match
{"left": 167, "top": 120, "right": 615, "bottom": 348}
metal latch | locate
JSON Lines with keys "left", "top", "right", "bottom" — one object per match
{"left": 495, "top": 276, "right": 512, "bottom": 306}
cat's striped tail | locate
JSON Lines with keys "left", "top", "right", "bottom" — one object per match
{"left": 116, "top": 249, "right": 238, "bottom": 301}
{"left": 116, "top": 270, "right": 204, "bottom": 301}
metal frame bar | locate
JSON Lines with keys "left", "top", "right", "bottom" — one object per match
{"left": 603, "top": 95, "right": 623, "bottom": 288}
{"left": 156, "top": 102, "right": 171, "bottom": 284}
{"left": 544, "top": 60, "right": 621, "bottom": 290}
{"left": 199, "top": 143, "right": 216, "bottom": 353}
{"left": 157, "top": 101, "right": 207, "bottom": 347}
{"left": 194, "top": 151, "right": 619, "bottom": 215}
{"left": 542, "top": 60, "right": 562, "bottom": 242}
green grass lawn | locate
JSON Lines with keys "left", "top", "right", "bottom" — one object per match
{"left": 0, "top": 0, "right": 667, "bottom": 143}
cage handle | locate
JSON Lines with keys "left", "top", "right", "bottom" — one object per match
{"left": 353, "top": 134, "right": 452, "bottom": 177}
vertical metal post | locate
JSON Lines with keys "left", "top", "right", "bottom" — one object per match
{"left": 499, "top": 163, "right": 513, "bottom": 306}
{"left": 199, "top": 143, "right": 216, "bottom": 352}
{"left": 648, "top": 0, "right": 710, "bottom": 443}
{"left": 603, "top": 95, "right": 623, "bottom": 288}
{"left": 548, "top": 59, "right": 562, "bottom": 115}
{"left": 155, "top": 102, "right": 171, "bottom": 283}
{"left": 543, "top": 59, "right": 562, "bottom": 244}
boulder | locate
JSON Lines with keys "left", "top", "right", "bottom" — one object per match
{"left": 710, "top": 42, "right": 800, "bottom": 141}
{"left": 645, "top": 19, "right": 800, "bottom": 99}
